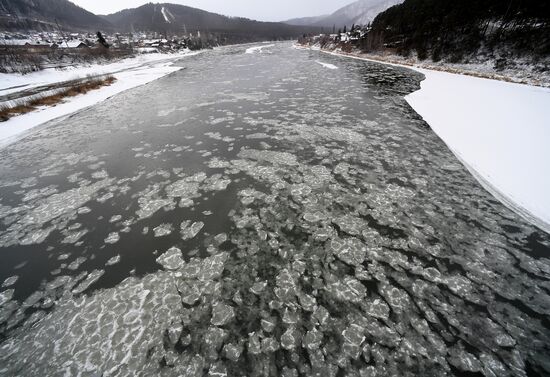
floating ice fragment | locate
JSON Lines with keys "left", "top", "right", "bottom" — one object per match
{"left": 327, "top": 277, "right": 366, "bottom": 303}
{"left": 153, "top": 223, "right": 173, "bottom": 237}
{"left": 77, "top": 206, "right": 91, "bottom": 214}
{"left": 67, "top": 257, "right": 86, "bottom": 271}
{"left": 208, "top": 362, "right": 228, "bottom": 377}
{"left": 330, "top": 237, "right": 367, "bottom": 266}
{"left": 156, "top": 247, "right": 184, "bottom": 270}
{"left": 181, "top": 221, "right": 204, "bottom": 240}
{"left": 281, "top": 328, "right": 298, "bottom": 350}
{"left": 365, "top": 298, "right": 390, "bottom": 320}
{"left": 316, "top": 61, "right": 338, "bottom": 70}
{"left": 72, "top": 270, "right": 104, "bottom": 294}
{"left": 0, "top": 289, "right": 14, "bottom": 306}
{"left": 223, "top": 343, "right": 242, "bottom": 362}
{"left": 262, "top": 337, "right": 280, "bottom": 353}
{"left": 248, "top": 332, "right": 262, "bottom": 355}
{"left": 342, "top": 324, "right": 365, "bottom": 359}
{"left": 303, "top": 328, "right": 323, "bottom": 350}
{"left": 238, "top": 148, "right": 298, "bottom": 166}
{"left": 198, "top": 253, "right": 229, "bottom": 281}
{"left": 250, "top": 281, "right": 268, "bottom": 295}
{"left": 211, "top": 303, "right": 235, "bottom": 326}
{"left": 61, "top": 229, "right": 88, "bottom": 244}
{"left": 2, "top": 276, "right": 18, "bottom": 288}
{"left": 261, "top": 318, "right": 276, "bottom": 333}
{"left": 46, "top": 275, "right": 72, "bottom": 291}
{"left": 104, "top": 232, "right": 120, "bottom": 244}
{"left": 20, "top": 226, "right": 54, "bottom": 245}
{"left": 136, "top": 198, "right": 173, "bottom": 220}
{"left": 91, "top": 170, "right": 108, "bottom": 179}
{"left": 109, "top": 215, "right": 122, "bottom": 223}
{"left": 106, "top": 255, "right": 121, "bottom": 266}
{"left": 179, "top": 281, "right": 202, "bottom": 305}
{"left": 214, "top": 233, "right": 228, "bottom": 245}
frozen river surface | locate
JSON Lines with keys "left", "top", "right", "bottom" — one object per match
{"left": 0, "top": 43, "right": 549, "bottom": 377}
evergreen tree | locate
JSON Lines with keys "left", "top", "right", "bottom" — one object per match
{"left": 97, "top": 31, "right": 109, "bottom": 48}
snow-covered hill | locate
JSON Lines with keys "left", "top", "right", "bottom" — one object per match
{"left": 285, "top": 0, "right": 404, "bottom": 28}
{"left": 338, "top": 0, "right": 404, "bottom": 25}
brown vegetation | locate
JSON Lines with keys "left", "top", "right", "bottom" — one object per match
{"left": 0, "top": 76, "right": 116, "bottom": 122}
{"left": 0, "top": 46, "right": 134, "bottom": 74}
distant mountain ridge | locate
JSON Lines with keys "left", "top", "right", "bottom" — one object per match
{"left": 285, "top": 0, "right": 404, "bottom": 28}
{"left": 0, "top": 0, "right": 112, "bottom": 31}
{"left": 284, "top": 15, "right": 330, "bottom": 27}
{"left": 101, "top": 3, "right": 317, "bottom": 39}
{"left": 0, "top": 0, "right": 320, "bottom": 41}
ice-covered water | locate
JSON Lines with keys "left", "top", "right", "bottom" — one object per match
{"left": 0, "top": 43, "right": 549, "bottom": 377}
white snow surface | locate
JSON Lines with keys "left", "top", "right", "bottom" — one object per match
{"left": 161, "top": 6, "right": 173, "bottom": 23}
{"left": 334, "top": 0, "right": 404, "bottom": 25}
{"left": 245, "top": 44, "right": 275, "bottom": 54}
{"left": 0, "top": 51, "right": 200, "bottom": 147}
{"left": 316, "top": 61, "right": 338, "bottom": 70}
{"left": 0, "top": 52, "right": 194, "bottom": 97}
{"left": 406, "top": 70, "right": 550, "bottom": 233}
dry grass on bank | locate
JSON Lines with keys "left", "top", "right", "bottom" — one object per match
{"left": 0, "top": 75, "right": 116, "bottom": 122}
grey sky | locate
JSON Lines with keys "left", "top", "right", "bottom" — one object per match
{"left": 70, "top": 0, "right": 354, "bottom": 21}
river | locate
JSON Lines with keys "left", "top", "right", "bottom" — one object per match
{"left": 0, "top": 43, "right": 549, "bottom": 377}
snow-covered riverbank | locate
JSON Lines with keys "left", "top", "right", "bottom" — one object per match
{"left": 407, "top": 69, "right": 550, "bottom": 233}
{"left": 301, "top": 46, "right": 550, "bottom": 233}
{"left": 0, "top": 51, "right": 201, "bottom": 146}
{"left": 295, "top": 44, "right": 550, "bottom": 88}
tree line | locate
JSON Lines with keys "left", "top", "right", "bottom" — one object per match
{"left": 366, "top": 0, "right": 550, "bottom": 62}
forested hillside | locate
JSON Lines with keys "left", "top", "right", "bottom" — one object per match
{"left": 368, "top": 0, "right": 550, "bottom": 63}
{"left": 0, "top": 0, "right": 112, "bottom": 31}
{"left": 102, "top": 3, "right": 320, "bottom": 43}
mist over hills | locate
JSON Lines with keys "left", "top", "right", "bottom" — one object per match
{"left": 285, "top": 0, "right": 404, "bottom": 29}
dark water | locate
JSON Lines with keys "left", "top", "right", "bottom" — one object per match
{"left": 0, "top": 43, "right": 549, "bottom": 377}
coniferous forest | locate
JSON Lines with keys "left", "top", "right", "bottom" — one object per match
{"left": 367, "top": 0, "right": 550, "bottom": 63}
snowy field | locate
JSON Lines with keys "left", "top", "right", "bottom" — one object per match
{"left": 0, "top": 51, "right": 200, "bottom": 146}
{"left": 315, "top": 47, "right": 550, "bottom": 233}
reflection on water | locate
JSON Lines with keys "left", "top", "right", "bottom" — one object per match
{"left": 0, "top": 43, "right": 549, "bottom": 377}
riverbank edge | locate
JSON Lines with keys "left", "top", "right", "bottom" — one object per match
{"left": 0, "top": 51, "right": 203, "bottom": 147}
{"left": 294, "top": 44, "right": 550, "bottom": 88}
{"left": 296, "top": 43, "right": 550, "bottom": 235}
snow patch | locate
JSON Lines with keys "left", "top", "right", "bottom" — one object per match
{"left": 246, "top": 44, "right": 275, "bottom": 54}
{"left": 161, "top": 6, "right": 174, "bottom": 23}
{"left": 316, "top": 61, "right": 338, "bottom": 70}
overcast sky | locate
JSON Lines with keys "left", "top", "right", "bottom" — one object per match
{"left": 71, "top": 0, "right": 354, "bottom": 21}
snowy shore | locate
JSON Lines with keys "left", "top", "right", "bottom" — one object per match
{"left": 296, "top": 44, "right": 550, "bottom": 88}
{"left": 407, "top": 69, "right": 550, "bottom": 233}
{"left": 300, "top": 45, "right": 550, "bottom": 234}
{"left": 0, "top": 51, "right": 201, "bottom": 146}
